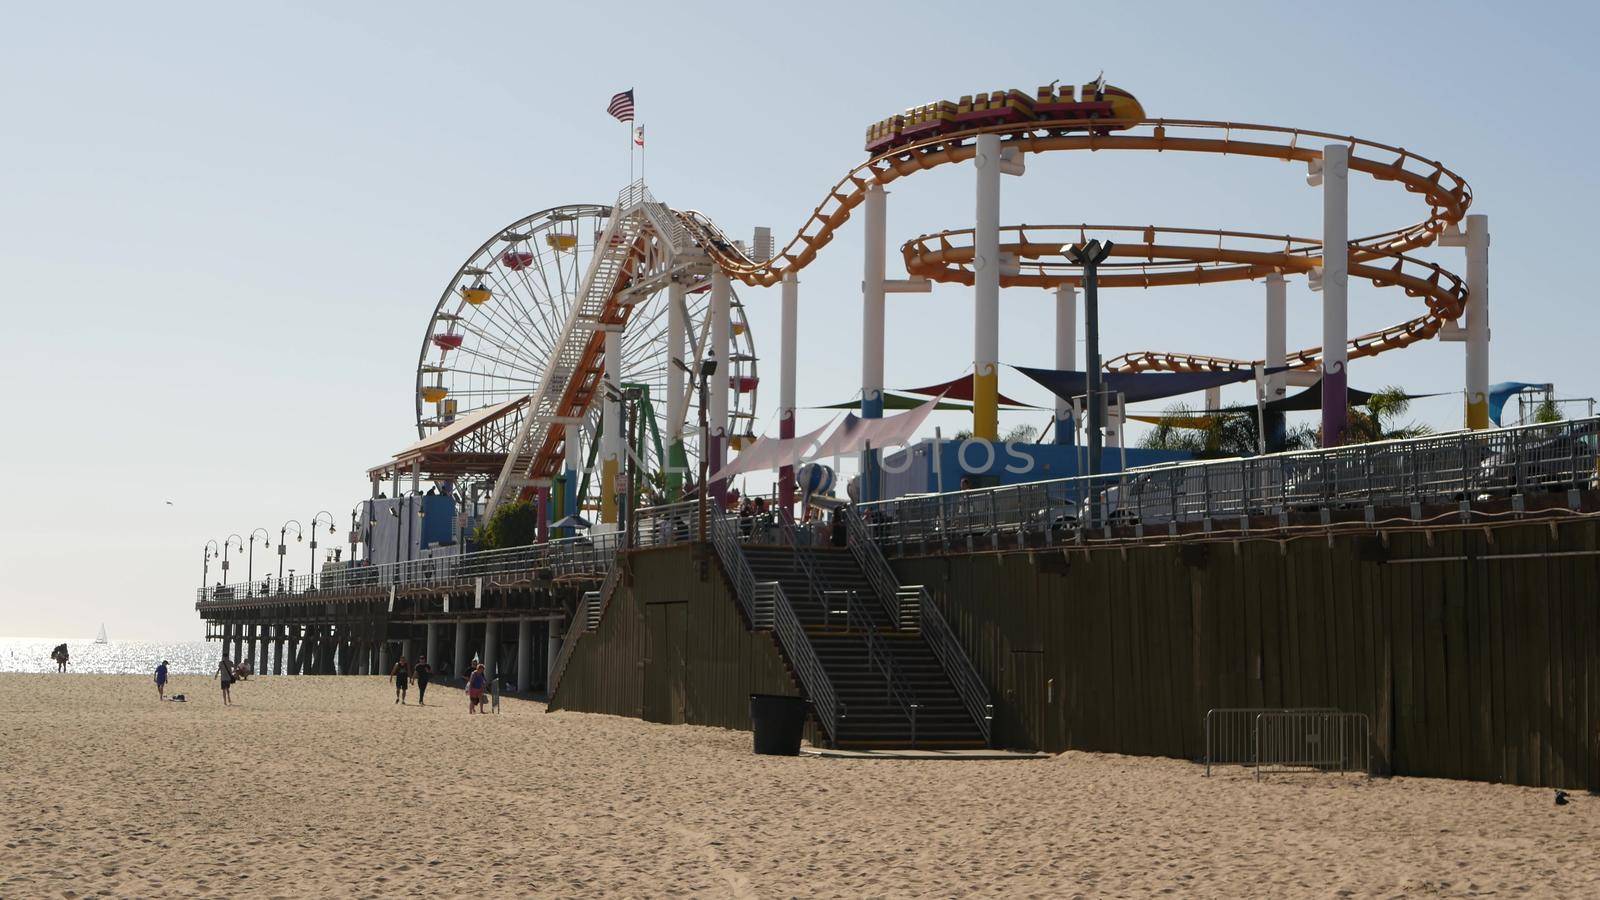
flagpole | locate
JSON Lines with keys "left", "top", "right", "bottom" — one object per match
{"left": 629, "top": 122, "right": 635, "bottom": 184}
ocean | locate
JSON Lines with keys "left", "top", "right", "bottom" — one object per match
{"left": 0, "top": 638, "right": 219, "bottom": 675}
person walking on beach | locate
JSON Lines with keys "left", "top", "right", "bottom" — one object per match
{"left": 389, "top": 656, "right": 410, "bottom": 705}
{"left": 154, "top": 660, "right": 169, "bottom": 700}
{"left": 466, "top": 663, "right": 487, "bottom": 714}
{"left": 412, "top": 655, "right": 433, "bottom": 706}
{"left": 51, "top": 643, "right": 69, "bottom": 673}
{"left": 215, "top": 655, "right": 236, "bottom": 705}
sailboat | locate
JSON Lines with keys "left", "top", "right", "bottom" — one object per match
{"left": 94, "top": 623, "right": 108, "bottom": 644}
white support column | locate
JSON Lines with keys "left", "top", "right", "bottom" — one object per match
{"left": 377, "top": 641, "right": 391, "bottom": 675}
{"left": 709, "top": 269, "right": 731, "bottom": 495}
{"left": 425, "top": 623, "right": 438, "bottom": 668}
{"left": 1105, "top": 405, "right": 1122, "bottom": 448}
{"left": 1464, "top": 214, "right": 1491, "bottom": 429}
{"left": 483, "top": 620, "right": 499, "bottom": 683}
{"left": 1054, "top": 284, "right": 1077, "bottom": 444}
{"left": 516, "top": 619, "right": 532, "bottom": 693}
{"left": 779, "top": 270, "right": 799, "bottom": 511}
{"left": 564, "top": 421, "right": 581, "bottom": 522}
{"left": 666, "top": 280, "right": 688, "bottom": 442}
{"left": 546, "top": 617, "right": 562, "bottom": 691}
{"left": 1265, "top": 273, "right": 1287, "bottom": 401}
{"left": 973, "top": 133, "right": 1002, "bottom": 443}
{"left": 1204, "top": 386, "right": 1222, "bottom": 412}
{"left": 453, "top": 622, "right": 468, "bottom": 680}
{"left": 401, "top": 638, "right": 412, "bottom": 666}
{"left": 862, "top": 183, "right": 886, "bottom": 418}
{"left": 1320, "top": 144, "right": 1350, "bottom": 447}
{"left": 601, "top": 329, "right": 622, "bottom": 525}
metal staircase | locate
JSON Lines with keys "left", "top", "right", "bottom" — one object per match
{"left": 484, "top": 182, "right": 687, "bottom": 523}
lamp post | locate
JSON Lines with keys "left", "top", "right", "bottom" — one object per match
{"left": 223, "top": 534, "right": 245, "bottom": 586}
{"left": 203, "top": 539, "right": 219, "bottom": 591}
{"left": 311, "top": 510, "right": 337, "bottom": 585}
{"left": 1065, "top": 239, "right": 1114, "bottom": 525}
{"left": 247, "top": 527, "right": 271, "bottom": 591}
{"left": 279, "top": 520, "right": 303, "bottom": 585}
{"left": 674, "top": 350, "right": 718, "bottom": 544}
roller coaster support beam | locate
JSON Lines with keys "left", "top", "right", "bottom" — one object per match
{"left": 780, "top": 271, "right": 799, "bottom": 515}
{"left": 1264, "top": 273, "right": 1288, "bottom": 450}
{"left": 709, "top": 268, "right": 731, "bottom": 505}
{"left": 974, "top": 133, "right": 1002, "bottom": 443}
{"left": 1055, "top": 284, "right": 1077, "bottom": 445}
{"left": 1464, "top": 214, "right": 1491, "bottom": 429}
{"left": 601, "top": 328, "right": 622, "bottom": 525}
{"left": 666, "top": 279, "right": 688, "bottom": 498}
{"left": 1320, "top": 144, "right": 1350, "bottom": 447}
{"left": 861, "top": 182, "right": 886, "bottom": 501}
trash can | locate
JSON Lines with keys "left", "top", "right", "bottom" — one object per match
{"left": 749, "top": 693, "right": 808, "bottom": 755}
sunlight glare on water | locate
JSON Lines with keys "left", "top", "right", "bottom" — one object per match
{"left": 0, "top": 638, "right": 219, "bottom": 675}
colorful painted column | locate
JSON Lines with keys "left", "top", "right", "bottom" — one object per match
{"left": 1320, "top": 144, "right": 1349, "bottom": 447}
{"left": 1055, "top": 283, "right": 1077, "bottom": 444}
{"left": 779, "top": 270, "right": 799, "bottom": 514}
{"left": 534, "top": 486, "right": 549, "bottom": 543}
{"left": 973, "top": 133, "right": 1002, "bottom": 441}
{"left": 1464, "top": 214, "right": 1491, "bottom": 429}
{"left": 1264, "top": 272, "right": 1288, "bottom": 450}
{"left": 601, "top": 328, "right": 622, "bottom": 525}
{"left": 709, "top": 268, "right": 731, "bottom": 504}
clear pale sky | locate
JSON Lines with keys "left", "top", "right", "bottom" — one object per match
{"left": 3, "top": 2, "right": 1595, "bottom": 640}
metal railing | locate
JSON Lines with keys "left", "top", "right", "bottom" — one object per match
{"left": 770, "top": 578, "right": 840, "bottom": 739}
{"left": 859, "top": 417, "right": 1600, "bottom": 550}
{"left": 1254, "top": 711, "right": 1372, "bottom": 779}
{"left": 198, "top": 532, "right": 623, "bottom": 604}
{"left": 547, "top": 594, "right": 590, "bottom": 699}
{"left": 842, "top": 507, "right": 993, "bottom": 745}
{"left": 917, "top": 587, "right": 993, "bottom": 745}
{"left": 1204, "top": 707, "right": 1340, "bottom": 775}
{"left": 707, "top": 507, "right": 762, "bottom": 626}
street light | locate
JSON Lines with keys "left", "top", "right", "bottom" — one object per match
{"left": 279, "top": 519, "right": 303, "bottom": 585}
{"left": 247, "top": 527, "right": 271, "bottom": 592}
{"left": 1064, "top": 238, "right": 1114, "bottom": 525}
{"left": 223, "top": 534, "right": 245, "bottom": 586}
{"left": 311, "top": 510, "right": 337, "bottom": 583}
{"left": 675, "top": 349, "right": 718, "bottom": 544}
{"left": 203, "top": 539, "right": 220, "bottom": 592}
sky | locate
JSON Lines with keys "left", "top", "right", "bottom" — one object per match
{"left": 2, "top": 1, "right": 1597, "bottom": 640}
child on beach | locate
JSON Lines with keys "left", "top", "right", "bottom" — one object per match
{"left": 215, "top": 655, "right": 235, "bottom": 705}
{"left": 154, "top": 660, "right": 169, "bottom": 700}
{"left": 412, "top": 655, "right": 432, "bottom": 706}
{"left": 390, "top": 656, "right": 410, "bottom": 704}
{"left": 467, "top": 664, "right": 487, "bottom": 714}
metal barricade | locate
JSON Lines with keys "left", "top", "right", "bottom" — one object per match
{"left": 1204, "top": 707, "right": 1338, "bottom": 775}
{"left": 1254, "top": 711, "right": 1371, "bottom": 779}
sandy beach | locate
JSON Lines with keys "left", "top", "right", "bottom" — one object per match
{"left": 2, "top": 674, "right": 1597, "bottom": 897}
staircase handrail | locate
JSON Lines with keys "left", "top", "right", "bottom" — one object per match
{"left": 841, "top": 588, "right": 923, "bottom": 747}
{"left": 917, "top": 585, "right": 994, "bottom": 745}
{"left": 707, "top": 507, "right": 762, "bottom": 626}
{"left": 548, "top": 548, "right": 625, "bottom": 698}
{"left": 770, "top": 578, "right": 840, "bottom": 739}
{"left": 840, "top": 506, "right": 911, "bottom": 625}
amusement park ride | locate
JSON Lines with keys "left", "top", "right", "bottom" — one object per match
{"left": 370, "top": 78, "right": 1490, "bottom": 544}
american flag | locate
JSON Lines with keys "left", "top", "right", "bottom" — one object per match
{"left": 606, "top": 89, "right": 635, "bottom": 123}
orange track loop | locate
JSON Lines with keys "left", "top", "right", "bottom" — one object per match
{"left": 900, "top": 224, "right": 1465, "bottom": 373}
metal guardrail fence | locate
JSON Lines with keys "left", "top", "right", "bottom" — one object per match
{"left": 859, "top": 417, "right": 1600, "bottom": 549}
{"left": 1254, "top": 711, "right": 1371, "bottom": 779}
{"left": 197, "top": 532, "right": 625, "bottom": 604}
{"left": 1204, "top": 707, "right": 1339, "bottom": 775}
{"left": 1205, "top": 707, "right": 1368, "bottom": 778}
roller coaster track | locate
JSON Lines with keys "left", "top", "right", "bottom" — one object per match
{"left": 677, "top": 116, "right": 1473, "bottom": 375}
{"left": 900, "top": 223, "right": 1466, "bottom": 373}
{"left": 487, "top": 115, "right": 1472, "bottom": 520}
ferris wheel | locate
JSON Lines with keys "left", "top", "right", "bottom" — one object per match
{"left": 416, "top": 203, "right": 759, "bottom": 477}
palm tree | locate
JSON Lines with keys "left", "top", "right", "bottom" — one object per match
{"left": 1138, "top": 403, "right": 1316, "bottom": 456}
{"left": 1346, "top": 386, "right": 1432, "bottom": 443}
